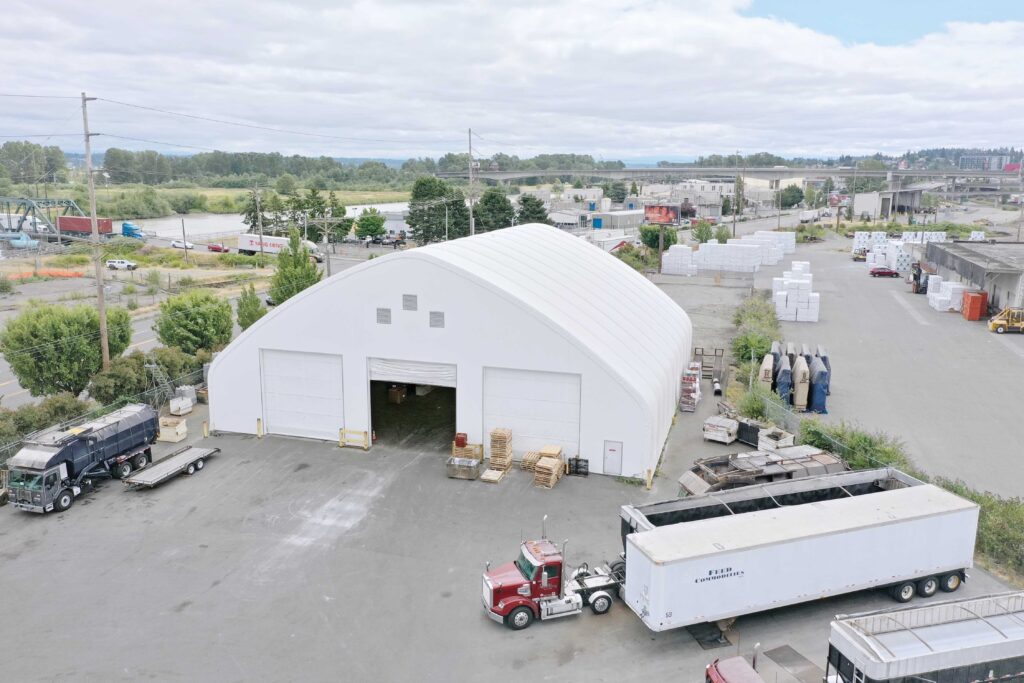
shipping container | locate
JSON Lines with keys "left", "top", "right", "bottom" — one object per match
{"left": 962, "top": 291, "right": 989, "bottom": 321}
{"left": 56, "top": 215, "right": 113, "bottom": 235}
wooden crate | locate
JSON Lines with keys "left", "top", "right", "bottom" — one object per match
{"left": 480, "top": 468, "right": 507, "bottom": 484}
{"left": 451, "top": 443, "right": 483, "bottom": 461}
{"left": 521, "top": 451, "right": 542, "bottom": 471}
{"left": 534, "top": 456, "right": 564, "bottom": 489}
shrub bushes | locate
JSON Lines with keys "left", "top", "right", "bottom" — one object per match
{"left": 731, "top": 293, "right": 779, "bottom": 363}
{"left": 0, "top": 394, "right": 93, "bottom": 447}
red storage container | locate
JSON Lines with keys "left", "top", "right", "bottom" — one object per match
{"left": 962, "top": 291, "right": 989, "bottom": 321}
{"left": 454, "top": 432, "right": 468, "bottom": 448}
{"left": 57, "top": 215, "right": 113, "bottom": 234}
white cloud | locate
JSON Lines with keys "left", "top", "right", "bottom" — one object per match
{"left": 4, "top": 0, "right": 1022, "bottom": 159}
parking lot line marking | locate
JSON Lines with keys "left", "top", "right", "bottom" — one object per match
{"left": 0, "top": 378, "right": 18, "bottom": 388}
{"left": 889, "top": 290, "right": 931, "bottom": 326}
{"left": 995, "top": 334, "right": 1024, "bottom": 361}
{"left": 128, "top": 337, "right": 157, "bottom": 350}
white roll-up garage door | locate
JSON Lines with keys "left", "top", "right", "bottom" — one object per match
{"left": 261, "top": 349, "right": 344, "bottom": 440}
{"left": 368, "top": 358, "right": 456, "bottom": 387}
{"left": 483, "top": 367, "right": 581, "bottom": 459}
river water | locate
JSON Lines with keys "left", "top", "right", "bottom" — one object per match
{"left": 135, "top": 202, "right": 410, "bottom": 239}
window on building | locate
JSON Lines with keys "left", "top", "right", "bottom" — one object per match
{"left": 402, "top": 294, "right": 417, "bottom": 311}
{"left": 376, "top": 308, "right": 391, "bottom": 324}
{"left": 429, "top": 311, "right": 445, "bottom": 328}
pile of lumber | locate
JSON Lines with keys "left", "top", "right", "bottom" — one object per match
{"left": 534, "top": 456, "right": 564, "bottom": 489}
{"left": 480, "top": 468, "right": 507, "bottom": 484}
{"left": 489, "top": 428, "right": 513, "bottom": 471}
{"left": 451, "top": 442, "right": 483, "bottom": 460}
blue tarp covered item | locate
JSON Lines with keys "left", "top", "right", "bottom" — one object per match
{"left": 816, "top": 345, "right": 831, "bottom": 395}
{"left": 775, "top": 354, "right": 792, "bottom": 404}
{"left": 801, "top": 343, "right": 813, "bottom": 366}
{"left": 808, "top": 357, "right": 829, "bottom": 413}
{"left": 770, "top": 341, "right": 782, "bottom": 369}
{"left": 786, "top": 342, "right": 797, "bottom": 369}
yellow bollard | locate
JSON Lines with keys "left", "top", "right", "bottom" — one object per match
{"left": 645, "top": 469, "right": 653, "bottom": 490}
{"left": 339, "top": 428, "right": 344, "bottom": 448}
{"left": 256, "top": 418, "right": 263, "bottom": 438}
{"left": 202, "top": 421, "right": 209, "bottom": 438}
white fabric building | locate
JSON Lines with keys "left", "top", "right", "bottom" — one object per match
{"left": 209, "top": 224, "right": 692, "bottom": 478}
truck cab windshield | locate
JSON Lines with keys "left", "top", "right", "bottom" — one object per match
{"left": 514, "top": 549, "right": 539, "bottom": 581}
{"left": 9, "top": 470, "right": 42, "bottom": 491}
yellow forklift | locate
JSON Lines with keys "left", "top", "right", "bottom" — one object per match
{"left": 989, "top": 308, "right": 1024, "bottom": 334}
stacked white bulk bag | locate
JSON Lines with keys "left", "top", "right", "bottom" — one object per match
{"left": 871, "top": 231, "right": 888, "bottom": 247}
{"left": 922, "top": 231, "right": 947, "bottom": 243}
{"left": 969, "top": 231, "right": 986, "bottom": 241}
{"left": 853, "top": 231, "right": 873, "bottom": 253}
{"left": 883, "top": 241, "right": 914, "bottom": 272}
{"left": 693, "top": 242, "right": 761, "bottom": 272}
{"left": 773, "top": 261, "right": 820, "bottom": 322}
{"left": 661, "top": 244, "right": 698, "bottom": 276}
{"left": 729, "top": 237, "right": 783, "bottom": 266}
{"left": 753, "top": 230, "right": 795, "bottom": 254}
{"left": 928, "top": 280, "right": 967, "bottom": 312}
{"left": 901, "top": 231, "right": 923, "bottom": 244}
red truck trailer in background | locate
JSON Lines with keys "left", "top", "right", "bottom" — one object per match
{"left": 56, "top": 215, "right": 113, "bottom": 235}
{"left": 706, "top": 657, "right": 766, "bottom": 683}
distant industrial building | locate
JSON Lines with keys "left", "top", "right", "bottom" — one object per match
{"left": 591, "top": 209, "right": 644, "bottom": 231}
{"left": 958, "top": 155, "right": 1014, "bottom": 172}
{"left": 925, "top": 241, "right": 1024, "bottom": 309}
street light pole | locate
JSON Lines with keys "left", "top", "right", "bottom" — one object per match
{"left": 81, "top": 91, "right": 110, "bottom": 371}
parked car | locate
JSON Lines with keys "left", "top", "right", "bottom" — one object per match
{"left": 265, "top": 296, "right": 277, "bottom": 306}
{"left": 679, "top": 218, "right": 692, "bottom": 227}
{"left": 105, "top": 259, "right": 137, "bottom": 271}
{"left": 870, "top": 267, "right": 901, "bottom": 278}
{"left": 170, "top": 239, "right": 195, "bottom": 250}
{"left": 206, "top": 243, "right": 229, "bottom": 253}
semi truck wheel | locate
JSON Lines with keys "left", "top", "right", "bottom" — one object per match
{"left": 939, "top": 572, "right": 962, "bottom": 592}
{"left": 54, "top": 490, "right": 74, "bottom": 512}
{"left": 891, "top": 581, "right": 916, "bottom": 603}
{"left": 115, "top": 462, "right": 132, "bottom": 479}
{"left": 590, "top": 595, "right": 612, "bottom": 615}
{"left": 916, "top": 576, "right": 938, "bottom": 598}
{"left": 134, "top": 453, "right": 148, "bottom": 469}
{"left": 506, "top": 606, "right": 533, "bottom": 630}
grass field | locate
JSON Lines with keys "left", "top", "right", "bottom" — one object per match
{"left": 92, "top": 186, "right": 410, "bottom": 205}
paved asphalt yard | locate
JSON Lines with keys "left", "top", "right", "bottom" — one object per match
{"left": 1, "top": 231, "right": 1017, "bottom": 681}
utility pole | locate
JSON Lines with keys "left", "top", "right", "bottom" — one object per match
{"left": 732, "top": 150, "right": 739, "bottom": 238}
{"left": 82, "top": 92, "right": 110, "bottom": 371}
{"left": 777, "top": 186, "right": 782, "bottom": 231}
{"left": 180, "top": 218, "right": 189, "bottom": 265}
{"left": 255, "top": 184, "right": 265, "bottom": 267}
{"left": 468, "top": 128, "right": 475, "bottom": 236}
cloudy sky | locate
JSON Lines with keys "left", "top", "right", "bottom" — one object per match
{"left": 4, "top": 0, "right": 1023, "bottom": 161}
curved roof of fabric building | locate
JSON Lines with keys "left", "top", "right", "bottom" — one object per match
{"left": 217, "top": 223, "right": 691, "bottom": 417}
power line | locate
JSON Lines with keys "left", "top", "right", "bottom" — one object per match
{"left": 0, "top": 134, "right": 81, "bottom": 138}
{"left": 0, "top": 93, "right": 79, "bottom": 100}
{"left": 97, "top": 97, "right": 462, "bottom": 145}
{"left": 97, "top": 134, "right": 221, "bottom": 153}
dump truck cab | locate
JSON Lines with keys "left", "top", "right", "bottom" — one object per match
{"left": 989, "top": 307, "right": 1024, "bottom": 334}
{"left": 7, "top": 449, "right": 76, "bottom": 513}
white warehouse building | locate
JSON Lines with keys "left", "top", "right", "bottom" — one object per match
{"left": 209, "top": 224, "right": 692, "bottom": 477}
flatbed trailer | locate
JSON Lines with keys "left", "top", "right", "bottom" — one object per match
{"left": 123, "top": 446, "right": 219, "bottom": 489}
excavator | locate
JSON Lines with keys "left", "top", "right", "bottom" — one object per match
{"left": 988, "top": 308, "right": 1024, "bottom": 334}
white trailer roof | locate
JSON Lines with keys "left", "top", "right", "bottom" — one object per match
{"left": 629, "top": 484, "right": 977, "bottom": 564}
{"left": 831, "top": 592, "right": 1024, "bottom": 677}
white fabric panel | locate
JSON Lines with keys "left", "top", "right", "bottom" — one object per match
{"left": 368, "top": 358, "right": 456, "bottom": 388}
{"left": 261, "top": 350, "right": 344, "bottom": 440}
{"left": 483, "top": 367, "right": 581, "bottom": 459}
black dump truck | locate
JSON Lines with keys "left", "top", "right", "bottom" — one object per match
{"left": 6, "top": 404, "right": 159, "bottom": 513}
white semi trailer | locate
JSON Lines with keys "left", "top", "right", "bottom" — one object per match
{"left": 619, "top": 468, "right": 978, "bottom": 632}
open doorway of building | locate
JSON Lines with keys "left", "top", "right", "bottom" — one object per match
{"left": 369, "top": 381, "right": 456, "bottom": 450}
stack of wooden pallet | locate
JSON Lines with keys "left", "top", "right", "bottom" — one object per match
{"left": 521, "top": 451, "right": 542, "bottom": 471}
{"left": 489, "top": 428, "right": 513, "bottom": 471}
{"left": 451, "top": 442, "right": 483, "bottom": 460}
{"left": 534, "top": 456, "right": 564, "bottom": 489}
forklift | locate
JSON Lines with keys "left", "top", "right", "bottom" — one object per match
{"left": 988, "top": 308, "right": 1024, "bottom": 334}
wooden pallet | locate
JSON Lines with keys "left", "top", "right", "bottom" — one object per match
{"left": 452, "top": 443, "right": 483, "bottom": 461}
{"left": 490, "top": 450, "right": 513, "bottom": 471}
{"left": 539, "top": 444, "right": 563, "bottom": 458}
{"left": 490, "top": 428, "right": 512, "bottom": 447}
{"left": 534, "top": 456, "right": 563, "bottom": 489}
{"left": 480, "top": 468, "right": 507, "bottom": 484}
{"left": 521, "top": 450, "right": 542, "bottom": 471}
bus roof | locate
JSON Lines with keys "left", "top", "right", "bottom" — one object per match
{"left": 830, "top": 591, "right": 1024, "bottom": 678}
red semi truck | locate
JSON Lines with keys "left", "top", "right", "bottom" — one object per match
{"left": 56, "top": 215, "right": 113, "bottom": 236}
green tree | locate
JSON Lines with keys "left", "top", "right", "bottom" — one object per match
{"left": 629, "top": 181, "right": 639, "bottom": 196}
{"left": 270, "top": 229, "right": 323, "bottom": 305}
{"left": 88, "top": 349, "right": 203, "bottom": 405}
{"left": 237, "top": 283, "right": 266, "bottom": 331}
{"left": 516, "top": 195, "right": 549, "bottom": 224}
{"left": 241, "top": 189, "right": 269, "bottom": 231}
{"left": 0, "top": 304, "right": 132, "bottom": 396}
{"left": 804, "top": 186, "right": 818, "bottom": 208}
{"left": 822, "top": 177, "right": 835, "bottom": 195}
{"left": 714, "top": 224, "right": 732, "bottom": 243}
{"left": 721, "top": 196, "right": 732, "bottom": 216}
{"left": 845, "top": 159, "right": 888, "bottom": 193}
{"left": 780, "top": 184, "right": 805, "bottom": 209}
{"left": 639, "top": 224, "right": 678, "bottom": 250}
{"left": 609, "top": 181, "right": 628, "bottom": 202}
{"left": 692, "top": 220, "right": 714, "bottom": 243}
{"left": 572, "top": 178, "right": 585, "bottom": 189}
{"left": 275, "top": 173, "right": 299, "bottom": 196}
{"left": 734, "top": 176, "right": 745, "bottom": 213}
{"left": 355, "top": 208, "right": 387, "bottom": 239}
{"left": 473, "top": 187, "right": 516, "bottom": 232}
{"left": 406, "top": 176, "right": 470, "bottom": 243}
{"left": 154, "top": 290, "right": 232, "bottom": 355}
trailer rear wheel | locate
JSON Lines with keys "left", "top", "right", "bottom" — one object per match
{"left": 54, "top": 490, "right": 74, "bottom": 512}
{"left": 939, "top": 572, "right": 962, "bottom": 592}
{"left": 916, "top": 576, "right": 938, "bottom": 598}
{"left": 195, "top": 459, "right": 205, "bottom": 471}
{"left": 590, "top": 595, "right": 612, "bottom": 615}
{"left": 115, "top": 462, "right": 132, "bottom": 479}
{"left": 506, "top": 606, "right": 533, "bottom": 631}
{"left": 186, "top": 463, "right": 196, "bottom": 475}
{"left": 891, "top": 581, "right": 916, "bottom": 603}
